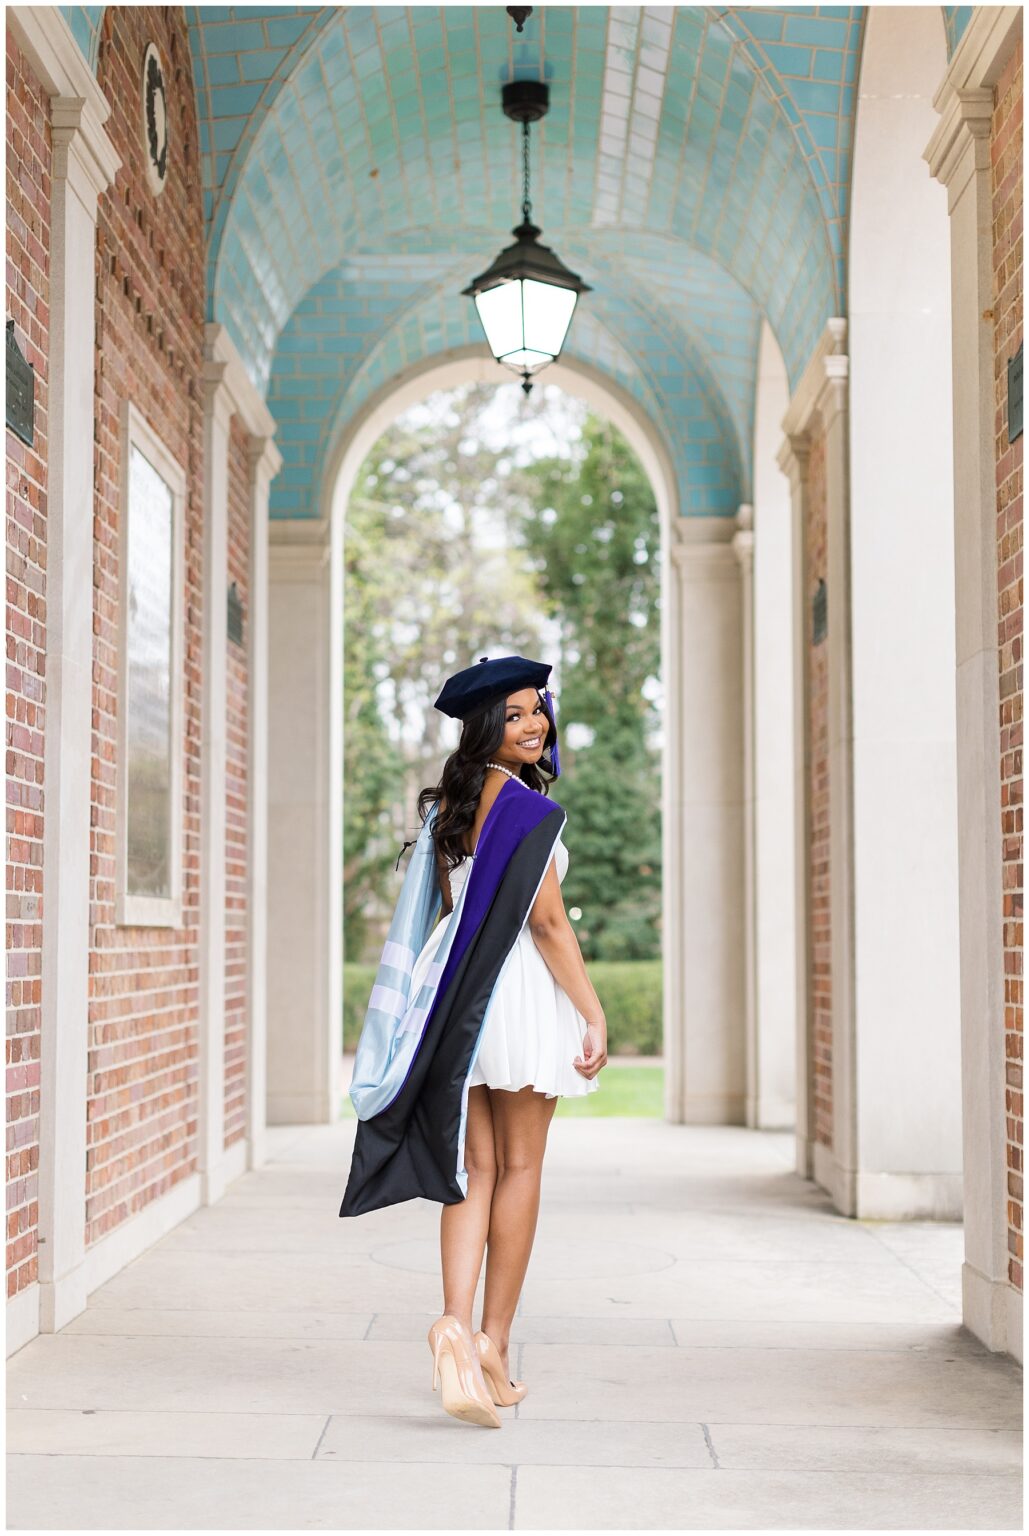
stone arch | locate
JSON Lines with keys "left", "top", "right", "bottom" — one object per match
{"left": 266, "top": 343, "right": 748, "bottom": 1133}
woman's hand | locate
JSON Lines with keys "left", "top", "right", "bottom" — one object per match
{"left": 574, "top": 1018, "right": 608, "bottom": 1079}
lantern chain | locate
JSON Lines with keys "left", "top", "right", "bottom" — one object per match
{"left": 521, "top": 117, "right": 532, "bottom": 224}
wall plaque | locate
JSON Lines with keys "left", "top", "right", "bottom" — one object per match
{"left": 142, "top": 42, "right": 168, "bottom": 195}
{"left": 6, "top": 321, "right": 34, "bottom": 446}
{"left": 1008, "top": 343, "right": 1023, "bottom": 443}
{"left": 812, "top": 577, "right": 827, "bottom": 646}
{"left": 227, "top": 580, "right": 244, "bottom": 647}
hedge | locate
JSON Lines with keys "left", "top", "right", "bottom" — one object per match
{"left": 343, "top": 958, "right": 662, "bottom": 1056}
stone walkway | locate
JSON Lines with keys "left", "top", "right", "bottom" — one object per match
{"left": 7, "top": 1118, "right": 1023, "bottom": 1530}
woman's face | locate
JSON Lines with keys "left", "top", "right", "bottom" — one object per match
{"left": 495, "top": 687, "right": 548, "bottom": 768}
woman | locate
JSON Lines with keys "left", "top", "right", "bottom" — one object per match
{"left": 340, "top": 654, "right": 608, "bottom": 1430}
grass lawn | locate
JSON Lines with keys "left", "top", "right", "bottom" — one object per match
{"left": 554, "top": 1065, "right": 664, "bottom": 1117}
{"left": 339, "top": 1065, "right": 664, "bottom": 1120}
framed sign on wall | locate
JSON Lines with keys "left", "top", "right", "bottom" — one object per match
{"left": 116, "top": 401, "right": 185, "bottom": 926}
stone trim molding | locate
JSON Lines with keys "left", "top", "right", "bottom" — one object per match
{"left": 7, "top": 9, "right": 119, "bottom": 190}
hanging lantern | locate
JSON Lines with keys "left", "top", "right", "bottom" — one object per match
{"left": 463, "top": 81, "right": 591, "bottom": 394}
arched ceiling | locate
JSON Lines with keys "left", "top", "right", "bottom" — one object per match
{"left": 58, "top": 5, "right": 967, "bottom": 521}
{"left": 200, "top": 5, "right": 853, "bottom": 395}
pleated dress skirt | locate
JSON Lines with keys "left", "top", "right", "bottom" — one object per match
{"left": 410, "top": 835, "right": 599, "bottom": 1100}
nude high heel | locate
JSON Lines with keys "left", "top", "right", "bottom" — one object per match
{"left": 426, "top": 1315, "right": 502, "bottom": 1428}
{"left": 474, "top": 1329, "right": 528, "bottom": 1405}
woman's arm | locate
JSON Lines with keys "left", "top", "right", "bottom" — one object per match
{"left": 528, "top": 856, "right": 608, "bottom": 1080}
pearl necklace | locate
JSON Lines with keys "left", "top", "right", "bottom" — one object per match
{"left": 485, "top": 761, "right": 532, "bottom": 787}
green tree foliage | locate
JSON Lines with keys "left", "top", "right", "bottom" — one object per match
{"left": 342, "top": 384, "right": 548, "bottom": 958}
{"left": 343, "top": 387, "right": 662, "bottom": 966}
{"left": 515, "top": 415, "right": 662, "bottom": 960}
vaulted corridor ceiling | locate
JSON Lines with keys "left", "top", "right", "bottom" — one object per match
{"left": 60, "top": 5, "right": 970, "bottom": 519}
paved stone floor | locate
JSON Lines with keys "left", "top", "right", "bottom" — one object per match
{"left": 7, "top": 1118, "right": 1023, "bottom": 1530}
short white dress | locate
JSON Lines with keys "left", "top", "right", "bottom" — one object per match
{"left": 410, "top": 832, "right": 599, "bottom": 1099}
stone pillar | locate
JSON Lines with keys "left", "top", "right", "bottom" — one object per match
{"left": 199, "top": 356, "right": 233, "bottom": 1203}
{"left": 244, "top": 435, "right": 281, "bottom": 1170}
{"left": 846, "top": 2, "right": 962, "bottom": 1222}
{"left": 7, "top": 9, "right": 120, "bottom": 1345}
{"left": 819, "top": 345, "right": 859, "bottom": 1213}
{"left": 752, "top": 321, "right": 797, "bottom": 1132}
{"left": 664, "top": 517, "right": 745, "bottom": 1124}
{"left": 776, "top": 430, "right": 815, "bottom": 1179}
{"left": 267, "top": 524, "right": 342, "bottom": 1124}
{"left": 925, "top": 4, "right": 1023, "bottom": 1357}
{"left": 200, "top": 323, "right": 281, "bottom": 1184}
{"left": 731, "top": 506, "right": 758, "bottom": 1128}
{"left": 780, "top": 322, "right": 858, "bottom": 1209}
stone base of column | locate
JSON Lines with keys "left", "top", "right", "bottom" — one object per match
{"left": 814, "top": 1139, "right": 963, "bottom": 1220}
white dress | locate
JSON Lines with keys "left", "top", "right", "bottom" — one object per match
{"left": 410, "top": 833, "right": 600, "bottom": 1100}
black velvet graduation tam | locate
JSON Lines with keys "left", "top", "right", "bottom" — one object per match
{"left": 433, "top": 654, "right": 552, "bottom": 720}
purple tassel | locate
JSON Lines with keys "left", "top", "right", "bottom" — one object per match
{"left": 543, "top": 686, "right": 561, "bottom": 778}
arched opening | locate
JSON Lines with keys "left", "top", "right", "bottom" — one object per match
{"left": 327, "top": 351, "right": 672, "bottom": 1118}
{"left": 264, "top": 346, "right": 751, "bottom": 1132}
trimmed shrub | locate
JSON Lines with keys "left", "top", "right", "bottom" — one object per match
{"left": 343, "top": 958, "right": 662, "bottom": 1056}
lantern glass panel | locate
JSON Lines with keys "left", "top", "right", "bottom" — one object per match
{"left": 474, "top": 283, "right": 523, "bottom": 362}
{"left": 522, "top": 279, "right": 577, "bottom": 358}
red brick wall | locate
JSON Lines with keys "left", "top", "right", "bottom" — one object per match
{"left": 87, "top": 7, "right": 206, "bottom": 1246}
{"left": 806, "top": 427, "right": 833, "bottom": 1148}
{"left": 992, "top": 39, "right": 1023, "bottom": 1295}
{"left": 5, "top": 31, "right": 50, "bottom": 1299}
{"left": 224, "top": 417, "right": 249, "bottom": 1151}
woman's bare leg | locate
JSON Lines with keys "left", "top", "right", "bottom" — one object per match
{"left": 438, "top": 1084, "right": 496, "bottom": 1330}
{"left": 480, "top": 1085, "right": 557, "bottom": 1374}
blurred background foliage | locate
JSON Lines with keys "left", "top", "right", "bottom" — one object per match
{"left": 343, "top": 379, "right": 663, "bottom": 997}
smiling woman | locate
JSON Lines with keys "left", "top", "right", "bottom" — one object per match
{"left": 341, "top": 652, "right": 608, "bottom": 1426}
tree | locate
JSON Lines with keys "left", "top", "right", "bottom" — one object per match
{"left": 342, "top": 383, "right": 550, "bottom": 958}
{"left": 515, "top": 414, "right": 662, "bottom": 960}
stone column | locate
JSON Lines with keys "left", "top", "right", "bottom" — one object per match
{"left": 925, "top": 4, "right": 1023, "bottom": 1357}
{"left": 752, "top": 321, "right": 797, "bottom": 1133}
{"left": 7, "top": 9, "right": 120, "bottom": 1346}
{"left": 819, "top": 348, "right": 859, "bottom": 1214}
{"left": 731, "top": 506, "right": 758, "bottom": 1128}
{"left": 199, "top": 356, "right": 233, "bottom": 1203}
{"left": 845, "top": 3, "right": 962, "bottom": 1223}
{"left": 664, "top": 517, "right": 745, "bottom": 1124}
{"left": 244, "top": 435, "right": 281, "bottom": 1170}
{"left": 779, "top": 323, "right": 858, "bottom": 1210}
{"left": 267, "top": 525, "right": 342, "bottom": 1124}
{"left": 776, "top": 430, "right": 815, "bottom": 1180}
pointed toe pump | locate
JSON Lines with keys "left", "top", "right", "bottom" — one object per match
{"left": 427, "top": 1315, "right": 502, "bottom": 1428}
{"left": 474, "top": 1330, "right": 528, "bottom": 1406}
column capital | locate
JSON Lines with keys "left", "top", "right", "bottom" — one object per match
{"left": 814, "top": 354, "right": 849, "bottom": 435}
{"left": 50, "top": 96, "right": 120, "bottom": 202}
{"left": 924, "top": 88, "right": 995, "bottom": 204}
{"left": 248, "top": 433, "right": 283, "bottom": 488}
{"left": 781, "top": 318, "right": 848, "bottom": 443}
{"left": 776, "top": 429, "right": 811, "bottom": 489}
{"left": 669, "top": 515, "right": 739, "bottom": 577}
{"left": 269, "top": 519, "right": 331, "bottom": 580}
{"left": 204, "top": 323, "right": 278, "bottom": 438}
{"left": 732, "top": 503, "right": 754, "bottom": 570}
{"left": 202, "top": 359, "right": 235, "bottom": 430}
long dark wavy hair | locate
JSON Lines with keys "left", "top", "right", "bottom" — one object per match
{"left": 417, "top": 690, "right": 558, "bottom": 871}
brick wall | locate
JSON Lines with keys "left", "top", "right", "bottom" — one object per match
{"left": 806, "top": 427, "right": 833, "bottom": 1148}
{"left": 87, "top": 6, "right": 206, "bottom": 1247}
{"left": 991, "top": 38, "right": 1023, "bottom": 1295}
{"left": 5, "top": 31, "right": 50, "bottom": 1299}
{"left": 224, "top": 416, "right": 249, "bottom": 1151}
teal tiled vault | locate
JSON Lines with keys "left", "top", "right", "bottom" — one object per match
{"left": 266, "top": 252, "right": 751, "bottom": 520}
{"left": 943, "top": 7, "right": 974, "bottom": 56}
{"left": 56, "top": 7, "right": 964, "bottom": 521}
